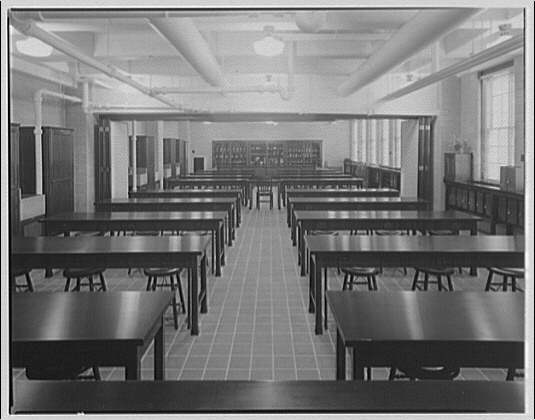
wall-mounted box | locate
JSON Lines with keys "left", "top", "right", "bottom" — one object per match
{"left": 500, "top": 165, "right": 524, "bottom": 193}
{"left": 444, "top": 153, "right": 472, "bottom": 182}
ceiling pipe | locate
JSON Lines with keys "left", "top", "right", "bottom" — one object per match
{"left": 337, "top": 8, "right": 483, "bottom": 97}
{"left": 10, "top": 14, "right": 190, "bottom": 110}
{"left": 16, "top": 11, "right": 249, "bottom": 20}
{"left": 379, "top": 35, "right": 523, "bottom": 102}
{"left": 148, "top": 17, "right": 226, "bottom": 87}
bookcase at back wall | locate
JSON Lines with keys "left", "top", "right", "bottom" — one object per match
{"left": 212, "top": 140, "right": 322, "bottom": 169}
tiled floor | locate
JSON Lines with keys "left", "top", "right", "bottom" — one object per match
{"left": 14, "top": 204, "right": 523, "bottom": 382}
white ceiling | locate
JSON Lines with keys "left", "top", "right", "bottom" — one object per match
{"left": 9, "top": 8, "right": 524, "bottom": 97}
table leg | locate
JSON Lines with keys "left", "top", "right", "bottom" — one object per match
{"left": 215, "top": 228, "right": 221, "bottom": 276}
{"left": 336, "top": 329, "right": 346, "bottom": 380}
{"left": 227, "top": 211, "right": 233, "bottom": 246}
{"left": 154, "top": 318, "right": 165, "bottom": 380}
{"left": 287, "top": 202, "right": 291, "bottom": 227}
{"left": 236, "top": 198, "right": 241, "bottom": 226}
{"left": 220, "top": 223, "right": 226, "bottom": 267}
{"left": 323, "top": 267, "right": 328, "bottom": 330}
{"left": 300, "top": 226, "right": 307, "bottom": 277}
{"left": 231, "top": 206, "right": 236, "bottom": 242}
{"left": 352, "top": 348, "right": 364, "bottom": 380}
{"left": 470, "top": 224, "right": 477, "bottom": 276}
{"left": 125, "top": 349, "right": 141, "bottom": 380}
{"left": 191, "top": 264, "right": 199, "bottom": 335}
{"left": 315, "top": 259, "right": 323, "bottom": 335}
{"left": 187, "top": 269, "right": 192, "bottom": 330}
{"left": 211, "top": 230, "right": 215, "bottom": 275}
{"left": 309, "top": 254, "right": 315, "bottom": 313}
{"left": 200, "top": 254, "right": 207, "bottom": 313}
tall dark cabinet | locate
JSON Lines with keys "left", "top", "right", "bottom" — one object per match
{"left": 95, "top": 118, "right": 111, "bottom": 203}
{"left": 417, "top": 117, "right": 434, "bottom": 209}
{"left": 10, "top": 123, "right": 21, "bottom": 236}
{"left": 19, "top": 126, "right": 74, "bottom": 216}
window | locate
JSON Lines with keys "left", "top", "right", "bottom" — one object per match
{"left": 359, "top": 120, "right": 367, "bottom": 162}
{"left": 381, "top": 120, "right": 390, "bottom": 166}
{"left": 394, "top": 120, "right": 402, "bottom": 168}
{"left": 369, "top": 120, "right": 377, "bottom": 164}
{"left": 480, "top": 64, "right": 515, "bottom": 182}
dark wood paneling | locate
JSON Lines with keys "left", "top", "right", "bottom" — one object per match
{"left": 95, "top": 118, "right": 111, "bottom": 203}
{"left": 19, "top": 127, "right": 36, "bottom": 195}
{"left": 444, "top": 180, "right": 524, "bottom": 234}
{"left": 42, "top": 127, "right": 74, "bottom": 216}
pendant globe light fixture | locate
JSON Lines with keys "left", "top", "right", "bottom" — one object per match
{"left": 253, "top": 26, "right": 285, "bottom": 57}
{"left": 16, "top": 36, "right": 53, "bottom": 57}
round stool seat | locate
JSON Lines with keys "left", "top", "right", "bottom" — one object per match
{"left": 428, "top": 230, "right": 457, "bottom": 235}
{"left": 63, "top": 267, "right": 106, "bottom": 278}
{"left": 341, "top": 267, "right": 380, "bottom": 276}
{"left": 415, "top": 267, "right": 455, "bottom": 276}
{"left": 143, "top": 267, "right": 182, "bottom": 277}
{"left": 390, "top": 365, "right": 460, "bottom": 381}
{"left": 488, "top": 267, "right": 524, "bottom": 277}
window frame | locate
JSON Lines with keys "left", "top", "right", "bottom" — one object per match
{"left": 479, "top": 62, "right": 515, "bottom": 184}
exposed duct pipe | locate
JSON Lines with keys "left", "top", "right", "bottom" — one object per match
{"left": 379, "top": 35, "right": 523, "bottom": 102}
{"left": 16, "top": 11, "right": 249, "bottom": 20}
{"left": 151, "top": 41, "right": 295, "bottom": 101}
{"left": 152, "top": 84, "right": 282, "bottom": 94}
{"left": 34, "top": 89, "right": 82, "bottom": 194}
{"left": 337, "top": 8, "right": 482, "bottom": 97}
{"left": 148, "top": 17, "right": 226, "bottom": 87}
{"left": 10, "top": 14, "right": 187, "bottom": 109}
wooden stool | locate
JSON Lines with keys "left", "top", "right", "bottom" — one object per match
{"left": 26, "top": 365, "right": 100, "bottom": 381}
{"left": 485, "top": 267, "right": 524, "bottom": 292}
{"left": 144, "top": 268, "right": 186, "bottom": 330}
{"left": 256, "top": 180, "right": 273, "bottom": 209}
{"left": 411, "top": 267, "right": 455, "bottom": 291}
{"left": 63, "top": 268, "right": 107, "bottom": 292}
{"left": 11, "top": 268, "right": 34, "bottom": 292}
{"left": 341, "top": 267, "right": 379, "bottom": 291}
{"left": 388, "top": 365, "right": 460, "bottom": 381}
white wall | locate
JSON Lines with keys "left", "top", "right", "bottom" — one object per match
{"left": 110, "top": 121, "right": 129, "bottom": 198}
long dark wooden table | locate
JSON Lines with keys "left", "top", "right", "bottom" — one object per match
{"left": 130, "top": 189, "right": 243, "bottom": 225}
{"left": 164, "top": 177, "right": 250, "bottom": 205}
{"left": 295, "top": 210, "right": 482, "bottom": 276}
{"left": 13, "top": 380, "right": 523, "bottom": 413}
{"left": 40, "top": 211, "right": 226, "bottom": 276}
{"left": 307, "top": 234, "right": 524, "bottom": 334}
{"left": 289, "top": 197, "right": 427, "bottom": 243}
{"left": 327, "top": 291, "right": 524, "bottom": 380}
{"left": 286, "top": 188, "right": 400, "bottom": 224}
{"left": 11, "top": 236, "right": 210, "bottom": 335}
{"left": 95, "top": 198, "right": 236, "bottom": 246}
{"left": 12, "top": 291, "right": 172, "bottom": 380}
{"left": 277, "top": 177, "right": 364, "bottom": 208}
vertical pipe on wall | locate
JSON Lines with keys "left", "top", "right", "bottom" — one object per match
{"left": 131, "top": 121, "right": 137, "bottom": 192}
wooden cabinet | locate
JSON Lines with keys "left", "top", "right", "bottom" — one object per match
{"left": 444, "top": 180, "right": 524, "bottom": 234}
{"left": 212, "top": 140, "right": 322, "bottom": 169}
{"left": 444, "top": 153, "right": 472, "bottom": 182}
{"left": 500, "top": 166, "right": 524, "bottom": 193}
{"left": 10, "top": 123, "right": 21, "bottom": 236}
{"left": 19, "top": 126, "right": 74, "bottom": 216}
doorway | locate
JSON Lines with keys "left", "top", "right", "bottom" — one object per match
{"left": 193, "top": 156, "right": 205, "bottom": 173}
